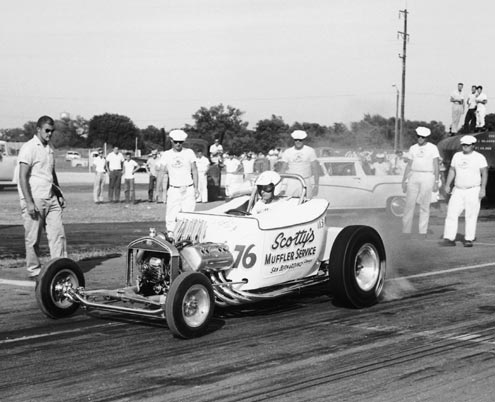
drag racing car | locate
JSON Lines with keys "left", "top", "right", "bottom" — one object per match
{"left": 35, "top": 174, "right": 387, "bottom": 339}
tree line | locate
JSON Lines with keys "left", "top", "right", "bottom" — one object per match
{"left": 2, "top": 104, "right": 491, "bottom": 154}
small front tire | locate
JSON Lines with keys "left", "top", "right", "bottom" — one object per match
{"left": 35, "top": 258, "right": 85, "bottom": 319}
{"left": 165, "top": 272, "right": 214, "bottom": 339}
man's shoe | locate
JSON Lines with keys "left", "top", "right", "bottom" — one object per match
{"left": 464, "top": 240, "right": 473, "bottom": 247}
{"left": 27, "top": 267, "right": 41, "bottom": 278}
{"left": 440, "top": 239, "right": 456, "bottom": 247}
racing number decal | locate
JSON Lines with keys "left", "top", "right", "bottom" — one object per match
{"left": 232, "top": 244, "right": 257, "bottom": 269}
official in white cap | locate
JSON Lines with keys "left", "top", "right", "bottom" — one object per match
{"left": 159, "top": 129, "right": 199, "bottom": 235}
{"left": 441, "top": 135, "right": 488, "bottom": 247}
{"left": 401, "top": 126, "right": 440, "bottom": 239}
{"left": 280, "top": 130, "right": 319, "bottom": 198}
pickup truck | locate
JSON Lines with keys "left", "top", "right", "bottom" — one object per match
{"left": 0, "top": 140, "right": 17, "bottom": 189}
{"left": 318, "top": 156, "right": 405, "bottom": 217}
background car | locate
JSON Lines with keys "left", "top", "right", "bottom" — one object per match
{"left": 65, "top": 151, "right": 81, "bottom": 161}
{"left": 0, "top": 140, "right": 17, "bottom": 189}
{"left": 318, "top": 156, "right": 405, "bottom": 217}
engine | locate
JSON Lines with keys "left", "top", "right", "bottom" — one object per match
{"left": 180, "top": 242, "right": 234, "bottom": 272}
{"left": 135, "top": 251, "right": 170, "bottom": 296}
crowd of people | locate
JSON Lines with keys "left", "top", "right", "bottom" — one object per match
{"left": 450, "top": 82, "right": 488, "bottom": 134}
{"left": 15, "top": 115, "right": 489, "bottom": 279}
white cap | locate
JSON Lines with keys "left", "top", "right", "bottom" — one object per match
{"left": 376, "top": 153, "right": 385, "bottom": 158}
{"left": 291, "top": 130, "right": 307, "bottom": 140}
{"left": 255, "top": 171, "right": 281, "bottom": 186}
{"left": 268, "top": 150, "right": 275, "bottom": 156}
{"left": 415, "top": 126, "right": 431, "bottom": 137}
{"left": 460, "top": 135, "right": 477, "bottom": 145}
{"left": 170, "top": 129, "right": 188, "bottom": 141}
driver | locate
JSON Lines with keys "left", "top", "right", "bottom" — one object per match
{"left": 251, "top": 171, "right": 285, "bottom": 215}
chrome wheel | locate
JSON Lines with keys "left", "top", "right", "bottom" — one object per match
{"left": 182, "top": 284, "right": 211, "bottom": 328}
{"left": 354, "top": 244, "right": 380, "bottom": 292}
{"left": 50, "top": 269, "right": 79, "bottom": 309}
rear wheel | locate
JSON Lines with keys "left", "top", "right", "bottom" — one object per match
{"left": 165, "top": 272, "right": 214, "bottom": 339}
{"left": 329, "top": 225, "right": 386, "bottom": 308}
{"left": 35, "top": 258, "right": 85, "bottom": 319}
{"left": 386, "top": 196, "right": 405, "bottom": 218}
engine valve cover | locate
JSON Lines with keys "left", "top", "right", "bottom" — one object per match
{"left": 180, "top": 242, "right": 234, "bottom": 272}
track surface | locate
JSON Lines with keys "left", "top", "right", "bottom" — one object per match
{"left": 2, "top": 201, "right": 495, "bottom": 401}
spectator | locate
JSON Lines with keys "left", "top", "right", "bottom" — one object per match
{"left": 280, "top": 130, "right": 319, "bottom": 198}
{"left": 450, "top": 82, "right": 464, "bottom": 134}
{"left": 155, "top": 151, "right": 165, "bottom": 203}
{"left": 196, "top": 150, "right": 210, "bottom": 203}
{"left": 209, "top": 138, "right": 223, "bottom": 165}
{"left": 268, "top": 149, "right": 279, "bottom": 170}
{"left": 475, "top": 85, "right": 488, "bottom": 132}
{"left": 463, "top": 85, "right": 477, "bottom": 133}
{"left": 146, "top": 149, "right": 159, "bottom": 202}
{"left": 441, "top": 135, "right": 488, "bottom": 247}
{"left": 223, "top": 153, "right": 242, "bottom": 197}
{"left": 17, "top": 115, "right": 67, "bottom": 278}
{"left": 105, "top": 146, "right": 124, "bottom": 202}
{"left": 92, "top": 148, "right": 106, "bottom": 204}
{"left": 123, "top": 152, "right": 139, "bottom": 204}
{"left": 254, "top": 152, "right": 270, "bottom": 174}
{"left": 393, "top": 150, "right": 408, "bottom": 175}
{"left": 242, "top": 152, "right": 255, "bottom": 181}
{"left": 371, "top": 153, "right": 391, "bottom": 175}
{"left": 160, "top": 129, "right": 199, "bottom": 235}
{"left": 401, "top": 127, "right": 440, "bottom": 239}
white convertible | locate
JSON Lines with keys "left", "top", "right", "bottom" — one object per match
{"left": 36, "top": 174, "right": 387, "bottom": 339}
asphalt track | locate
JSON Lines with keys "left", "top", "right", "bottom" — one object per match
{"left": 2, "top": 193, "right": 495, "bottom": 400}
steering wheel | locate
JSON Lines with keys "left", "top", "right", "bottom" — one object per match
{"left": 226, "top": 209, "right": 251, "bottom": 216}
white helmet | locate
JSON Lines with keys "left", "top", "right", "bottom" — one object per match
{"left": 255, "top": 171, "right": 281, "bottom": 187}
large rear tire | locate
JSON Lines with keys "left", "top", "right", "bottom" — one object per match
{"left": 329, "top": 226, "right": 386, "bottom": 308}
{"left": 35, "top": 258, "right": 85, "bottom": 319}
{"left": 165, "top": 272, "right": 214, "bottom": 339}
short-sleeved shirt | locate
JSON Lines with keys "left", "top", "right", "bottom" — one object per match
{"left": 106, "top": 152, "right": 124, "bottom": 171}
{"left": 209, "top": 143, "right": 223, "bottom": 163}
{"left": 281, "top": 145, "right": 317, "bottom": 178}
{"left": 408, "top": 143, "right": 440, "bottom": 173}
{"left": 224, "top": 158, "right": 241, "bottom": 174}
{"left": 467, "top": 93, "right": 477, "bottom": 110}
{"left": 17, "top": 135, "right": 54, "bottom": 199}
{"left": 123, "top": 159, "right": 139, "bottom": 179}
{"left": 146, "top": 156, "right": 159, "bottom": 176}
{"left": 242, "top": 159, "right": 254, "bottom": 174}
{"left": 450, "top": 90, "right": 464, "bottom": 106}
{"left": 159, "top": 148, "right": 196, "bottom": 186}
{"left": 372, "top": 161, "right": 391, "bottom": 176}
{"left": 476, "top": 93, "right": 488, "bottom": 112}
{"left": 451, "top": 151, "right": 487, "bottom": 188}
{"left": 93, "top": 156, "right": 106, "bottom": 173}
{"left": 196, "top": 156, "right": 210, "bottom": 174}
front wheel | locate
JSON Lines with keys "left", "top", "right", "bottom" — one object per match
{"left": 329, "top": 226, "right": 386, "bottom": 308}
{"left": 165, "top": 272, "right": 214, "bottom": 339}
{"left": 35, "top": 258, "right": 85, "bottom": 319}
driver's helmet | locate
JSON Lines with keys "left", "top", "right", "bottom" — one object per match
{"left": 255, "top": 171, "right": 282, "bottom": 195}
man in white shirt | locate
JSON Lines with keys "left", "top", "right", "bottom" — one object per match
{"left": 92, "top": 148, "right": 106, "bottom": 204}
{"left": 146, "top": 149, "right": 159, "bottom": 202}
{"left": 371, "top": 153, "right": 391, "bottom": 175}
{"left": 17, "top": 115, "right": 67, "bottom": 277}
{"left": 280, "top": 130, "right": 319, "bottom": 198}
{"left": 105, "top": 146, "right": 124, "bottom": 202}
{"left": 195, "top": 150, "right": 210, "bottom": 203}
{"left": 475, "top": 85, "right": 488, "bottom": 131}
{"left": 223, "top": 153, "right": 242, "bottom": 197}
{"left": 463, "top": 85, "right": 477, "bottom": 133}
{"left": 242, "top": 152, "right": 255, "bottom": 182}
{"left": 441, "top": 135, "right": 488, "bottom": 247}
{"left": 160, "top": 129, "right": 199, "bottom": 235}
{"left": 123, "top": 152, "right": 139, "bottom": 204}
{"left": 209, "top": 138, "right": 223, "bottom": 165}
{"left": 401, "top": 126, "right": 440, "bottom": 238}
{"left": 450, "top": 82, "right": 464, "bottom": 134}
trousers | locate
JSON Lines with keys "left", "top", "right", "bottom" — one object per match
{"left": 451, "top": 104, "right": 464, "bottom": 133}
{"left": 124, "top": 178, "right": 135, "bottom": 203}
{"left": 93, "top": 172, "right": 105, "bottom": 202}
{"left": 402, "top": 172, "right": 435, "bottom": 234}
{"left": 21, "top": 196, "right": 67, "bottom": 271}
{"left": 166, "top": 186, "right": 196, "bottom": 232}
{"left": 108, "top": 170, "right": 122, "bottom": 201}
{"left": 443, "top": 186, "right": 481, "bottom": 241}
{"left": 197, "top": 173, "right": 208, "bottom": 202}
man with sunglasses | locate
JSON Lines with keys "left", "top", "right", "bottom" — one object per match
{"left": 17, "top": 115, "right": 67, "bottom": 277}
{"left": 159, "top": 129, "right": 199, "bottom": 235}
{"left": 280, "top": 130, "right": 319, "bottom": 198}
{"left": 401, "top": 126, "right": 440, "bottom": 239}
{"left": 251, "top": 171, "right": 285, "bottom": 215}
{"left": 441, "top": 135, "right": 487, "bottom": 247}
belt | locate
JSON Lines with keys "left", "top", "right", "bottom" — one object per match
{"left": 111, "top": 169, "right": 122, "bottom": 171}
{"left": 170, "top": 184, "right": 193, "bottom": 188}
{"left": 455, "top": 185, "right": 480, "bottom": 190}
{"left": 411, "top": 170, "right": 433, "bottom": 173}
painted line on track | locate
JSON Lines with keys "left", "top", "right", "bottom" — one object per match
{"left": 389, "top": 261, "right": 495, "bottom": 281}
{"left": 0, "top": 279, "right": 35, "bottom": 287}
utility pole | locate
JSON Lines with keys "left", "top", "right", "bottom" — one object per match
{"left": 398, "top": 9, "right": 409, "bottom": 150}
{"left": 393, "top": 85, "right": 400, "bottom": 152}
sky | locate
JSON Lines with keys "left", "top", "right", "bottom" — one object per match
{"left": 1, "top": 0, "right": 494, "bottom": 131}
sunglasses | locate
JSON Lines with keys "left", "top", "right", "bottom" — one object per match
{"left": 416, "top": 135, "right": 426, "bottom": 139}
{"left": 174, "top": 141, "right": 184, "bottom": 144}
{"left": 44, "top": 129, "right": 55, "bottom": 133}
{"left": 462, "top": 143, "right": 473, "bottom": 147}
{"left": 294, "top": 139, "right": 304, "bottom": 142}
{"left": 259, "top": 184, "right": 275, "bottom": 193}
